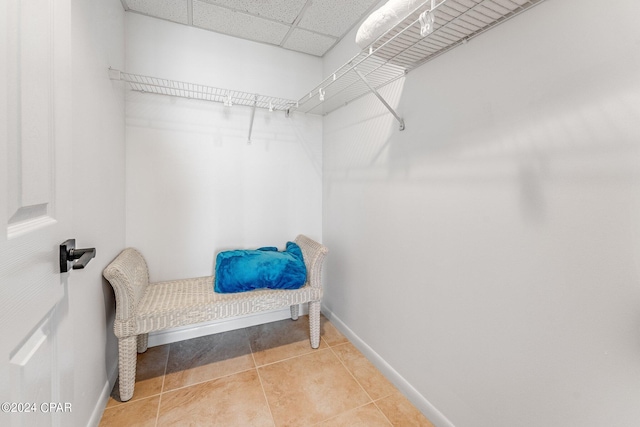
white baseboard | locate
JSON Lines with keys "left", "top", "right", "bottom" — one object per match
{"left": 147, "top": 306, "right": 309, "bottom": 347}
{"left": 87, "top": 362, "right": 118, "bottom": 427}
{"left": 321, "top": 304, "right": 455, "bottom": 427}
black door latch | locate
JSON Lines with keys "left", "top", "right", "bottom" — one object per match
{"left": 60, "top": 239, "right": 96, "bottom": 273}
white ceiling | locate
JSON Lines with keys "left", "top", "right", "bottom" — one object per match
{"left": 121, "top": 0, "right": 382, "bottom": 57}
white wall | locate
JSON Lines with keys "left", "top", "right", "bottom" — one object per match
{"left": 125, "top": 13, "right": 323, "bottom": 284}
{"left": 322, "top": 1, "right": 640, "bottom": 426}
{"left": 69, "top": 0, "right": 125, "bottom": 425}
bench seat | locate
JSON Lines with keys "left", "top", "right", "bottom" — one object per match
{"left": 103, "top": 235, "right": 328, "bottom": 402}
{"left": 131, "top": 277, "right": 322, "bottom": 335}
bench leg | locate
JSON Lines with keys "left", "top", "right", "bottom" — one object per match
{"left": 290, "top": 304, "right": 299, "bottom": 321}
{"left": 118, "top": 336, "right": 137, "bottom": 402}
{"left": 137, "top": 333, "right": 148, "bottom": 353}
{"left": 309, "top": 300, "right": 321, "bottom": 349}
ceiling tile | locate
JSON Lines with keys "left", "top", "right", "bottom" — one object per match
{"left": 125, "top": 0, "right": 189, "bottom": 25}
{"left": 198, "top": 0, "right": 308, "bottom": 24}
{"left": 282, "top": 28, "right": 337, "bottom": 57}
{"left": 297, "top": 0, "right": 379, "bottom": 38}
{"left": 193, "top": 1, "right": 291, "bottom": 46}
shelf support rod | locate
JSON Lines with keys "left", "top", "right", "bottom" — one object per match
{"left": 247, "top": 94, "right": 257, "bottom": 144}
{"left": 354, "top": 67, "right": 405, "bottom": 131}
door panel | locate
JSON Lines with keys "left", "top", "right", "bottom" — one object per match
{"left": 9, "top": 0, "right": 53, "bottom": 221}
{"left": 9, "top": 311, "right": 58, "bottom": 426}
{"left": 0, "top": 0, "right": 72, "bottom": 425}
{"left": 6, "top": 0, "right": 56, "bottom": 232}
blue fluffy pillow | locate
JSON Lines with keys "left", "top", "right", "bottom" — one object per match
{"left": 214, "top": 242, "right": 307, "bottom": 294}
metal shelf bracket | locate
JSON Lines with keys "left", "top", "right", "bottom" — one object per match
{"left": 354, "top": 67, "right": 405, "bottom": 131}
{"left": 247, "top": 95, "right": 257, "bottom": 144}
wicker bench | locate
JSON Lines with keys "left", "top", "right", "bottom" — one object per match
{"left": 103, "top": 234, "right": 328, "bottom": 402}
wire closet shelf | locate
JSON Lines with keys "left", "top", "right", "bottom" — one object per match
{"left": 295, "top": 0, "right": 546, "bottom": 117}
{"left": 109, "top": 69, "right": 298, "bottom": 113}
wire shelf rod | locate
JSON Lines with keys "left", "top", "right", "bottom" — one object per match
{"left": 296, "top": 0, "right": 489, "bottom": 113}
{"left": 111, "top": 69, "right": 297, "bottom": 112}
{"left": 295, "top": 0, "right": 544, "bottom": 117}
{"left": 297, "top": 0, "right": 446, "bottom": 109}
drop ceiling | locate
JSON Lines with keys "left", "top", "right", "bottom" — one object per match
{"left": 120, "top": 0, "right": 382, "bottom": 57}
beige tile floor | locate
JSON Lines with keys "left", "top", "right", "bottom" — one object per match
{"left": 99, "top": 315, "right": 435, "bottom": 427}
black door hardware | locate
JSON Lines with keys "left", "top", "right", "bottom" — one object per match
{"left": 60, "top": 239, "right": 96, "bottom": 273}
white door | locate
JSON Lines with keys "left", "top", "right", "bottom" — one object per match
{"left": 0, "top": 0, "right": 74, "bottom": 425}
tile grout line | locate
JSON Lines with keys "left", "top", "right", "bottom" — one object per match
{"left": 160, "top": 366, "right": 257, "bottom": 394}
{"left": 310, "top": 400, "right": 394, "bottom": 427}
{"left": 318, "top": 343, "right": 385, "bottom": 425}
{"left": 372, "top": 398, "right": 395, "bottom": 427}
{"left": 328, "top": 343, "right": 377, "bottom": 403}
{"left": 254, "top": 364, "right": 277, "bottom": 427}
{"left": 149, "top": 328, "right": 258, "bottom": 396}
{"left": 301, "top": 341, "right": 388, "bottom": 426}
{"left": 253, "top": 344, "right": 327, "bottom": 369}
{"left": 251, "top": 331, "right": 347, "bottom": 426}
{"left": 257, "top": 333, "right": 357, "bottom": 426}
{"left": 154, "top": 343, "right": 171, "bottom": 427}
{"left": 327, "top": 342, "right": 396, "bottom": 426}
{"left": 248, "top": 331, "right": 277, "bottom": 427}
{"left": 332, "top": 340, "right": 398, "bottom": 425}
